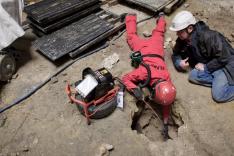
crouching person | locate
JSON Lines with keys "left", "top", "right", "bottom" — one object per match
{"left": 170, "top": 11, "right": 234, "bottom": 103}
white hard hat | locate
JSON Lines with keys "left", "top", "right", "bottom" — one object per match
{"left": 169, "top": 11, "right": 196, "bottom": 31}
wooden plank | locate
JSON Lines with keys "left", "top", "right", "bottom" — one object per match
{"left": 164, "top": 0, "right": 184, "bottom": 14}
{"left": 24, "top": 0, "right": 99, "bottom": 24}
{"left": 100, "top": 0, "right": 118, "bottom": 6}
{"left": 69, "top": 11, "right": 125, "bottom": 58}
{"left": 28, "top": 5, "right": 100, "bottom": 33}
{"left": 108, "top": 0, "right": 119, "bottom": 7}
{"left": 35, "top": 14, "right": 114, "bottom": 61}
{"left": 122, "top": 0, "right": 177, "bottom": 12}
{"left": 69, "top": 21, "right": 124, "bottom": 58}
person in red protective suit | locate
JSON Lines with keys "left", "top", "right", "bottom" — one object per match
{"left": 122, "top": 13, "right": 176, "bottom": 139}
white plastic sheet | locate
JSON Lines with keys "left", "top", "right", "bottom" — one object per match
{"left": 0, "top": 0, "right": 24, "bottom": 50}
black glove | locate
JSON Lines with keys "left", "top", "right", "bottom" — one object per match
{"left": 162, "top": 124, "right": 170, "bottom": 141}
{"left": 120, "top": 13, "right": 128, "bottom": 22}
{"left": 132, "top": 88, "right": 143, "bottom": 101}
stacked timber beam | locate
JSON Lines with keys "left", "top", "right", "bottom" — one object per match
{"left": 33, "top": 10, "right": 124, "bottom": 61}
{"left": 24, "top": 0, "right": 100, "bottom": 35}
{"left": 100, "top": 0, "right": 118, "bottom": 6}
{"left": 122, "top": 0, "right": 184, "bottom": 14}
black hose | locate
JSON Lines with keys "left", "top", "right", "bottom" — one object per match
{"left": 114, "top": 77, "right": 125, "bottom": 86}
{"left": 114, "top": 76, "right": 162, "bottom": 123}
{"left": 113, "top": 14, "right": 160, "bottom": 87}
{"left": 138, "top": 62, "right": 151, "bottom": 88}
{"left": 0, "top": 42, "right": 109, "bottom": 113}
{"left": 0, "top": 14, "right": 160, "bottom": 113}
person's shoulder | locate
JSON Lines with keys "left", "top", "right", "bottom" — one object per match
{"left": 195, "top": 21, "right": 210, "bottom": 31}
{"left": 195, "top": 21, "right": 218, "bottom": 40}
{"left": 197, "top": 21, "right": 221, "bottom": 34}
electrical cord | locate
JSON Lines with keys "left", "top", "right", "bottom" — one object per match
{"left": 0, "top": 42, "right": 109, "bottom": 113}
{"left": 114, "top": 76, "right": 163, "bottom": 123}
{"left": 0, "top": 13, "right": 160, "bottom": 113}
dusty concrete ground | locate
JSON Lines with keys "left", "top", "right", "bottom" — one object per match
{"left": 1, "top": 0, "right": 234, "bottom": 155}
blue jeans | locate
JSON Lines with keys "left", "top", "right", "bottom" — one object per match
{"left": 189, "top": 69, "right": 234, "bottom": 103}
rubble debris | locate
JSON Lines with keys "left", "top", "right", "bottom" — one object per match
{"left": 231, "top": 33, "right": 234, "bottom": 38}
{"left": 226, "top": 36, "right": 234, "bottom": 43}
{"left": 0, "top": 114, "right": 7, "bottom": 127}
{"left": 11, "top": 73, "right": 19, "bottom": 79}
{"left": 184, "top": 3, "right": 190, "bottom": 8}
{"left": 170, "top": 41, "right": 176, "bottom": 49}
{"left": 50, "top": 77, "right": 58, "bottom": 84}
{"left": 103, "top": 144, "right": 114, "bottom": 151}
{"left": 32, "top": 137, "right": 39, "bottom": 145}
{"left": 22, "top": 145, "right": 30, "bottom": 152}
{"left": 142, "top": 30, "right": 152, "bottom": 37}
{"left": 171, "top": 101, "right": 184, "bottom": 127}
{"left": 101, "top": 53, "right": 119, "bottom": 69}
{"left": 164, "top": 37, "right": 172, "bottom": 49}
{"left": 62, "top": 73, "right": 67, "bottom": 76}
{"left": 95, "top": 143, "right": 114, "bottom": 156}
{"left": 165, "top": 37, "right": 172, "bottom": 43}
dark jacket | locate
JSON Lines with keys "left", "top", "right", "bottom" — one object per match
{"left": 172, "top": 21, "right": 234, "bottom": 85}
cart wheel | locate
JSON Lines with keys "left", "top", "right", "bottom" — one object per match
{"left": 0, "top": 54, "right": 16, "bottom": 81}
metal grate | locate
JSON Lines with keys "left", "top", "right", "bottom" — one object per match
{"left": 36, "top": 14, "right": 114, "bottom": 61}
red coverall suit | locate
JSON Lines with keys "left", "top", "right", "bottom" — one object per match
{"left": 122, "top": 15, "right": 171, "bottom": 122}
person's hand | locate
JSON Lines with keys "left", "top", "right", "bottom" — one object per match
{"left": 195, "top": 63, "right": 205, "bottom": 71}
{"left": 179, "top": 57, "right": 189, "bottom": 70}
{"left": 132, "top": 88, "right": 143, "bottom": 101}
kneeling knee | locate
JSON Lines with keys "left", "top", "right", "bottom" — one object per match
{"left": 212, "top": 93, "right": 227, "bottom": 103}
{"left": 188, "top": 70, "right": 198, "bottom": 82}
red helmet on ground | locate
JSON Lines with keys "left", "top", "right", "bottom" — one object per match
{"left": 154, "top": 80, "right": 176, "bottom": 106}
